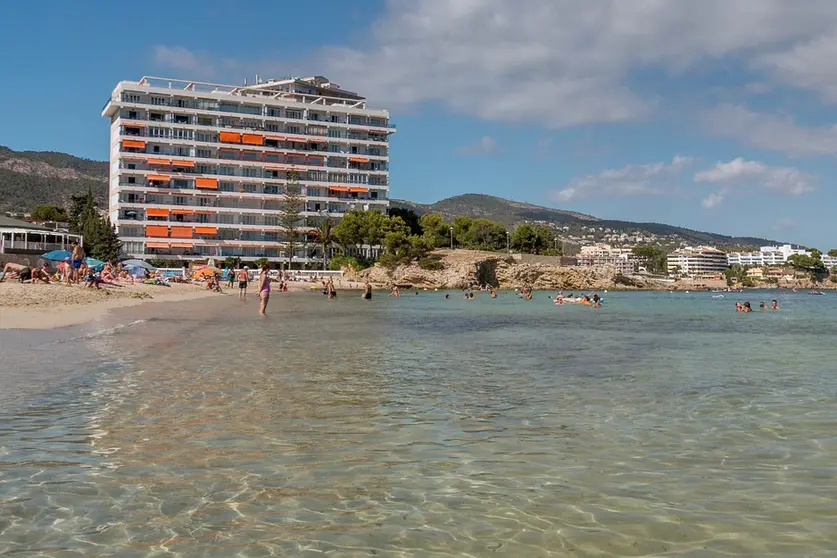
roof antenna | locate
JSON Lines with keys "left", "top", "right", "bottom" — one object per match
{"left": 244, "top": 77, "right": 248, "bottom": 86}
{"left": 256, "top": 73, "right": 260, "bottom": 85}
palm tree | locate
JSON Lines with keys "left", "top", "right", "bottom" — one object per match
{"left": 315, "top": 217, "right": 336, "bottom": 270}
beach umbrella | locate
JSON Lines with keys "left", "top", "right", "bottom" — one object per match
{"left": 85, "top": 257, "right": 106, "bottom": 268}
{"left": 42, "top": 249, "right": 72, "bottom": 261}
{"left": 121, "top": 259, "right": 156, "bottom": 270}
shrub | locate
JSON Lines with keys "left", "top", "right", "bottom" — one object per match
{"left": 418, "top": 257, "right": 445, "bottom": 270}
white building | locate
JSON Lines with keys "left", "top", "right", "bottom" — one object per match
{"left": 577, "top": 244, "right": 638, "bottom": 274}
{"left": 667, "top": 246, "right": 728, "bottom": 277}
{"left": 822, "top": 254, "right": 837, "bottom": 269}
{"left": 102, "top": 76, "right": 394, "bottom": 266}
{"left": 727, "top": 244, "right": 810, "bottom": 267}
{"left": 0, "top": 216, "right": 82, "bottom": 257}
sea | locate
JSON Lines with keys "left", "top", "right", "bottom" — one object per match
{"left": 1, "top": 289, "right": 836, "bottom": 557}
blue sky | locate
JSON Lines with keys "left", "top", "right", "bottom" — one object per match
{"left": 1, "top": 1, "right": 836, "bottom": 248}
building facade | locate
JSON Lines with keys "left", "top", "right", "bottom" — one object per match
{"left": 726, "top": 244, "right": 810, "bottom": 267}
{"left": 576, "top": 244, "right": 638, "bottom": 274}
{"left": 102, "top": 76, "right": 394, "bottom": 265}
{"left": 667, "top": 246, "right": 729, "bottom": 277}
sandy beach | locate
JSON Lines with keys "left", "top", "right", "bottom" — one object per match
{"left": 0, "top": 276, "right": 383, "bottom": 330}
{"left": 0, "top": 281, "right": 220, "bottom": 329}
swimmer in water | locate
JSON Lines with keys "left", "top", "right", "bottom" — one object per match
{"left": 771, "top": 299, "right": 780, "bottom": 310}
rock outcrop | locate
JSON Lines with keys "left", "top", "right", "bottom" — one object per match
{"left": 347, "top": 250, "right": 657, "bottom": 290}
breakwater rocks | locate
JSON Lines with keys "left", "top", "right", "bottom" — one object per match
{"left": 347, "top": 250, "right": 657, "bottom": 290}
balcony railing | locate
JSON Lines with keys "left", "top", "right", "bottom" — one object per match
{"left": 115, "top": 93, "right": 394, "bottom": 129}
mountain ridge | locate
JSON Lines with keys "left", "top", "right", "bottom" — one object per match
{"left": 0, "top": 145, "right": 780, "bottom": 247}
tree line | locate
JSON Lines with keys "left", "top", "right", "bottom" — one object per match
{"left": 318, "top": 209, "right": 566, "bottom": 270}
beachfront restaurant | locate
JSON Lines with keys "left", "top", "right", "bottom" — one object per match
{"left": 0, "top": 216, "right": 82, "bottom": 256}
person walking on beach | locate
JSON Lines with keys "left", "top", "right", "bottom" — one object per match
{"left": 70, "top": 242, "right": 85, "bottom": 284}
{"left": 257, "top": 264, "right": 271, "bottom": 316}
{"left": 327, "top": 276, "right": 336, "bottom": 299}
{"left": 227, "top": 267, "right": 236, "bottom": 289}
{"left": 238, "top": 266, "right": 250, "bottom": 300}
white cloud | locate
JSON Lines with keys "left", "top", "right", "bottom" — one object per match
{"left": 151, "top": 45, "right": 304, "bottom": 83}
{"left": 153, "top": 46, "right": 215, "bottom": 77}
{"left": 701, "top": 192, "right": 726, "bottom": 209}
{"left": 694, "top": 157, "right": 815, "bottom": 208}
{"left": 457, "top": 136, "right": 501, "bottom": 156}
{"left": 317, "top": 0, "right": 837, "bottom": 127}
{"left": 554, "top": 156, "right": 693, "bottom": 202}
{"left": 755, "top": 33, "right": 837, "bottom": 102}
{"left": 703, "top": 104, "right": 837, "bottom": 156}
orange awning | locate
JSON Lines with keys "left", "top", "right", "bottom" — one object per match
{"left": 170, "top": 242, "right": 194, "bottom": 248}
{"left": 195, "top": 227, "right": 218, "bottom": 235}
{"left": 195, "top": 178, "right": 219, "bottom": 189}
{"left": 145, "top": 242, "right": 170, "bottom": 248}
{"left": 349, "top": 187, "right": 369, "bottom": 193}
{"left": 171, "top": 209, "right": 195, "bottom": 215}
{"left": 265, "top": 136, "right": 285, "bottom": 141}
{"left": 170, "top": 226, "right": 193, "bottom": 238}
{"left": 123, "top": 122, "right": 146, "bottom": 128}
{"left": 145, "top": 225, "right": 169, "bottom": 238}
{"left": 172, "top": 159, "right": 195, "bottom": 167}
{"left": 146, "top": 208, "right": 170, "bottom": 217}
{"left": 265, "top": 166, "right": 290, "bottom": 171}
{"left": 348, "top": 157, "right": 369, "bottom": 163}
{"left": 242, "top": 134, "right": 264, "bottom": 145}
{"left": 122, "top": 139, "right": 146, "bottom": 149}
{"left": 219, "top": 131, "right": 242, "bottom": 143}
{"left": 287, "top": 137, "right": 307, "bottom": 142}
{"left": 147, "top": 158, "right": 171, "bottom": 165}
{"left": 147, "top": 174, "right": 170, "bottom": 182}
{"left": 329, "top": 186, "right": 350, "bottom": 192}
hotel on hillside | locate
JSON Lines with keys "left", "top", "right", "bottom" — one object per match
{"left": 101, "top": 76, "right": 393, "bottom": 266}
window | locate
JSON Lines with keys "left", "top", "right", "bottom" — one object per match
{"left": 266, "top": 107, "right": 281, "bottom": 117}
{"left": 370, "top": 191, "right": 378, "bottom": 199}
{"left": 127, "top": 163, "right": 136, "bottom": 170}
{"left": 331, "top": 115, "right": 344, "bottom": 123}
{"left": 265, "top": 123, "right": 280, "bottom": 132}
{"left": 150, "top": 112, "right": 164, "bottom": 122}
{"left": 286, "top": 125, "right": 301, "bottom": 134}
{"left": 151, "top": 96, "right": 167, "bottom": 106}
{"left": 173, "top": 114, "right": 189, "bottom": 124}
{"left": 127, "top": 176, "right": 136, "bottom": 184}
{"left": 328, "top": 129, "right": 341, "bottom": 138}
{"left": 196, "top": 148, "right": 212, "bottom": 159}
{"left": 128, "top": 110, "right": 138, "bottom": 119}
{"left": 153, "top": 145, "right": 160, "bottom": 154}
{"left": 287, "top": 110, "right": 303, "bottom": 119}
{"left": 124, "top": 93, "right": 142, "bottom": 103}
{"left": 175, "top": 98, "right": 190, "bottom": 108}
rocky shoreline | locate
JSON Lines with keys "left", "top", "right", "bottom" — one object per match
{"left": 348, "top": 250, "right": 659, "bottom": 290}
{"left": 346, "top": 250, "right": 836, "bottom": 292}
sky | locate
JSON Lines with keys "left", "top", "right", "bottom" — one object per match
{"left": 1, "top": 0, "right": 836, "bottom": 248}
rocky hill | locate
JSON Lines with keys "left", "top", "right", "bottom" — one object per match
{"left": 0, "top": 146, "right": 108, "bottom": 212}
{"left": 393, "top": 194, "right": 777, "bottom": 247}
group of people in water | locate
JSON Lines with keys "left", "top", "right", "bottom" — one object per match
{"left": 737, "top": 300, "right": 780, "bottom": 312}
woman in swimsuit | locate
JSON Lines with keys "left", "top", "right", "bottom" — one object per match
{"left": 257, "top": 264, "right": 271, "bottom": 316}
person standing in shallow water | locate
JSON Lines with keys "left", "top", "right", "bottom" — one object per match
{"left": 257, "top": 264, "right": 271, "bottom": 316}
{"left": 363, "top": 280, "right": 372, "bottom": 300}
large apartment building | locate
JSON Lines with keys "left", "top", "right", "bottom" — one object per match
{"left": 102, "top": 76, "right": 394, "bottom": 265}
{"left": 666, "top": 246, "right": 729, "bottom": 277}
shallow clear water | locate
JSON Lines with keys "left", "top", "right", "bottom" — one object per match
{"left": 1, "top": 290, "right": 836, "bottom": 556}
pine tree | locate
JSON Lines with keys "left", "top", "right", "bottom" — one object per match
{"left": 92, "top": 217, "right": 123, "bottom": 262}
{"left": 279, "top": 171, "right": 305, "bottom": 270}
